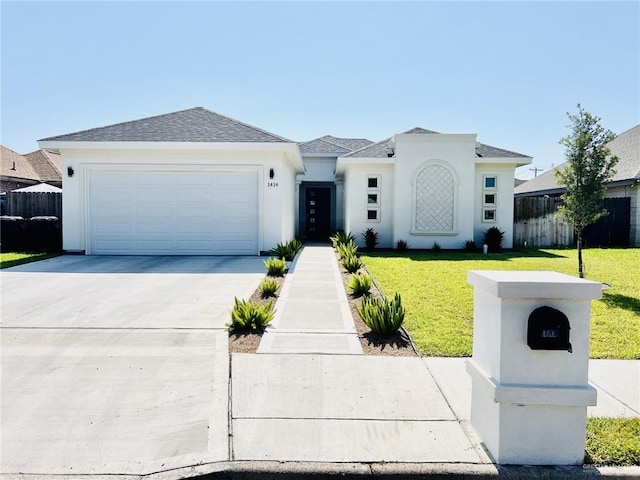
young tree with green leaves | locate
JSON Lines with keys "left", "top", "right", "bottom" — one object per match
{"left": 555, "top": 105, "right": 618, "bottom": 278}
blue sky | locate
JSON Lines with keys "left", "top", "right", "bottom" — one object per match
{"left": 2, "top": 1, "right": 638, "bottom": 179}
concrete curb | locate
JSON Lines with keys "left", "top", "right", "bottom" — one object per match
{"left": 5, "top": 462, "right": 638, "bottom": 480}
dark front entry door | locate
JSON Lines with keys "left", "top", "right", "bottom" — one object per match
{"left": 305, "top": 187, "right": 331, "bottom": 240}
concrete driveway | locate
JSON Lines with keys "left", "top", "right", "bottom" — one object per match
{"left": 1, "top": 255, "right": 265, "bottom": 475}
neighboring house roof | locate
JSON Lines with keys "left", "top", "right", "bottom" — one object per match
{"left": 298, "top": 135, "right": 374, "bottom": 155}
{"left": 39, "top": 107, "right": 294, "bottom": 144}
{"left": 515, "top": 124, "right": 640, "bottom": 197}
{"left": 23, "top": 149, "right": 61, "bottom": 182}
{"left": 1, "top": 145, "right": 40, "bottom": 181}
{"left": 514, "top": 178, "right": 527, "bottom": 187}
{"left": 13, "top": 182, "right": 63, "bottom": 193}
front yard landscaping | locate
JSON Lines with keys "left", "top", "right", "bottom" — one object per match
{"left": 362, "top": 248, "right": 640, "bottom": 359}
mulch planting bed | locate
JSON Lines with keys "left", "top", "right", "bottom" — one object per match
{"left": 228, "top": 275, "right": 284, "bottom": 354}
{"left": 227, "top": 252, "right": 417, "bottom": 356}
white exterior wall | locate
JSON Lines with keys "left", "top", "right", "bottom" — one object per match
{"left": 342, "top": 164, "right": 394, "bottom": 247}
{"left": 392, "top": 134, "right": 476, "bottom": 249}
{"left": 474, "top": 164, "right": 519, "bottom": 248}
{"left": 298, "top": 157, "right": 336, "bottom": 182}
{"left": 59, "top": 147, "right": 297, "bottom": 254}
{"left": 605, "top": 184, "right": 639, "bottom": 247}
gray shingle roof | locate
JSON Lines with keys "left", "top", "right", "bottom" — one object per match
{"left": 342, "top": 126, "right": 531, "bottom": 159}
{"left": 299, "top": 138, "right": 351, "bottom": 154}
{"left": 515, "top": 124, "right": 640, "bottom": 196}
{"left": 39, "top": 107, "right": 294, "bottom": 143}
{"left": 341, "top": 137, "right": 394, "bottom": 158}
{"left": 298, "top": 135, "right": 374, "bottom": 154}
{"left": 320, "top": 135, "right": 374, "bottom": 151}
{"left": 476, "top": 143, "right": 529, "bottom": 158}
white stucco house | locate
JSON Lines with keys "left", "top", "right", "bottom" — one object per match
{"left": 38, "top": 107, "right": 531, "bottom": 255}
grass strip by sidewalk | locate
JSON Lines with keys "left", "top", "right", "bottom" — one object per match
{"left": 585, "top": 417, "right": 640, "bottom": 466}
{"left": 0, "top": 252, "right": 61, "bottom": 269}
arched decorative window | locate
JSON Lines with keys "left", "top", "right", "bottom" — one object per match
{"left": 413, "top": 164, "right": 456, "bottom": 233}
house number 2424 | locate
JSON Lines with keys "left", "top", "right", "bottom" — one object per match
{"left": 267, "top": 182, "right": 279, "bottom": 187}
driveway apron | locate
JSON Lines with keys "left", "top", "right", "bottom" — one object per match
{"left": 1, "top": 255, "right": 264, "bottom": 475}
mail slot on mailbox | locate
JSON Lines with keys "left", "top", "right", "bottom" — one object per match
{"left": 527, "top": 306, "right": 572, "bottom": 352}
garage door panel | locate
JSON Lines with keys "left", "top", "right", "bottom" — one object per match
{"left": 89, "top": 170, "right": 258, "bottom": 255}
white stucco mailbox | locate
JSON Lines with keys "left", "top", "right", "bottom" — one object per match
{"left": 466, "top": 271, "right": 602, "bottom": 465}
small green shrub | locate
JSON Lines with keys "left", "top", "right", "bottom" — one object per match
{"left": 229, "top": 297, "right": 275, "bottom": 330}
{"left": 357, "top": 293, "right": 406, "bottom": 336}
{"left": 330, "top": 231, "right": 356, "bottom": 248}
{"left": 342, "top": 254, "right": 363, "bottom": 273}
{"left": 362, "top": 228, "right": 379, "bottom": 250}
{"left": 264, "top": 257, "right": 287, "bottom": 276}
{"left": 463, "top": 240, "right": 476, "bottom": 252}
{"left": 348, "top": 272, "right": 372, "bottom": 296}
{"left": 289, "top": 238, "right": 303, "bottom": 255}
{"left": 271, "top": 239, "right": 303, "bottom": 261}
{"left": 259, "top": 278, "right": 280, "bottom": 297}
{"left": 336, "top": 240, "right": 358, "bottom": 259}
{"left": 432, "top": 242, "right": 441, "bottom": 252}
{"left": 395, "top": 239, "right": 409, "bottom": 252}
{"left": 483, "top": 226, "right": 505, "bottom": 253}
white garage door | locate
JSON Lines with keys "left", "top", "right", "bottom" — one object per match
{"left": 88, "top": 170, "right": 259, "bottom": 255}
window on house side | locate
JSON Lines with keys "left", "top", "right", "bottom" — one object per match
{"left": 367, "top": 209, "right": 379, "bottom": 221}
{"left": 484, "top": 176, "right": 497, "bottom": 189}
{"left": 367, "top": 177, "right": 378, "bottom": 188}
{"left": 368, "top": 193, "right": 378, "bottom": 204}
{"left": 484, "top": 194, "right": 496, "bottom": 205}
{"left": 483, "top": 208, "right": 497, "bottom": 222}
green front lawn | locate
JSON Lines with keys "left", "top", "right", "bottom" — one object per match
{"left": 586, "top": 417, "right": 640, "bottom": 466}
{"left": 0, "top": 252, "right": 61, "bottom": 269}
{"left": 362, "top": 248, "right": 640, "bottom": 359}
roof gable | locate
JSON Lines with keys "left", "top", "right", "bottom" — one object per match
{"left": 39, "top": 107, "right": 294, "bottom": 144}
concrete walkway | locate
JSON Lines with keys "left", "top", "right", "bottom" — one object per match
{"left": 257, "top": 245, "right": 362, "bottom": 354}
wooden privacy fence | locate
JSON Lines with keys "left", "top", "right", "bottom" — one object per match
{"left": 5, "top": 191, "right": 62, "bottom": 219}
{"left": 513, "top": 197, "right": 573, "bottom": 247}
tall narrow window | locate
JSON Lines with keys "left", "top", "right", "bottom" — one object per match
{"left": 414, "top": 165, "right": 455, "bottom": 233}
